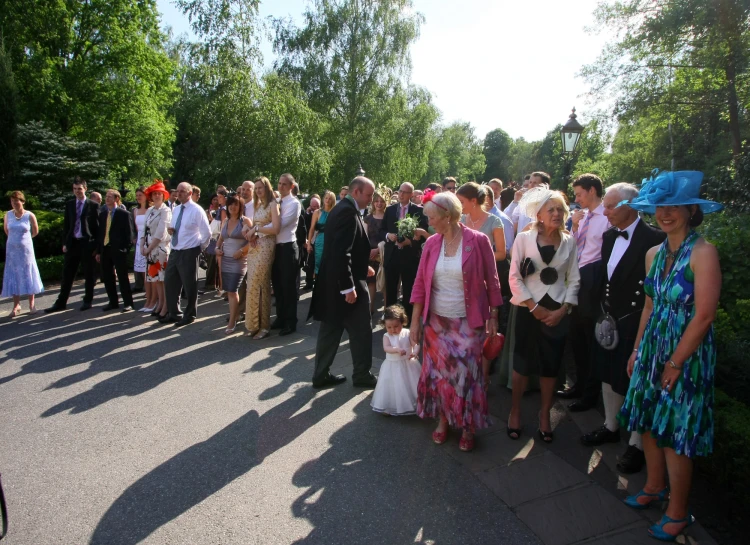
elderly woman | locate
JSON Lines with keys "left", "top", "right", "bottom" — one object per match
{"left": 141, "top": 181, "right": 172, "bottom": 318}
{"left": 506, "top": 188, "right": 580, "bottom": 443}
{"left": 618, "top": 171, "right": 722, "bottom": 542}
{"left": 2, "top": 191, "right": 43, "bottom": 316}
{"left": 215, "top": 195, "right": 252, "bottom": 333}
{"left": 410, "top": 191, "right": 502, "bottom": 452}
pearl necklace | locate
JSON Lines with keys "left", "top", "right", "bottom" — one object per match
{"left": 12, "top": 209, "right": 24, "bottom": 220}
{"left": 443, "top": 226, "right": 461, "bottom": 257}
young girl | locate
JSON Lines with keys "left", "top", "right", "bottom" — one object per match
{"left": 371, "top": 305, "right": 422, "bottom": 415}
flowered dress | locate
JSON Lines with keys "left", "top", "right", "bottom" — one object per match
{"left": 618, "top": 231, "right": 715, "bottom": 458}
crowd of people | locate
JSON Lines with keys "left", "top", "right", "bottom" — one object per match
{"left": 2, "top": 168, "right": 723, "bottom": 542}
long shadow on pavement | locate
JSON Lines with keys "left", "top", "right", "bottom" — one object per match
{"left": 88, "top": 375, "right": 360, "bottom": 545}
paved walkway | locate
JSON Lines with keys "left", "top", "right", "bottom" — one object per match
{"left": 0, "top": 277, "right": 717, "bottom": 544}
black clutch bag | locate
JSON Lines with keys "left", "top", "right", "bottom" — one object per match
{"left": 520, "top": 257, "right": 535, "bottom": 278}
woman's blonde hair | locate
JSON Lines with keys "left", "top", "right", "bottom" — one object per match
{"left": 424, "top": 192, "right": 461, "bottom": 222}
{"left": 253, "top": 176, "right": 274, "bottom": 209}
{"left": 322, "top": 190, "right": 336, "bottom": 212}
{"left": 526, "top": 189, "right": 570, "bottom": 230}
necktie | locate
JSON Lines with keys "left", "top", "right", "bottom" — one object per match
{"left": 104, "top": 210, "right": 113, "bottom": 246}
{"left": 400, "top": 205, "right": 406, "bottom": 219}
{"left": 75, "top": 200, "right": 83, "bottom": 237}
{"left": 616, "top": 230, "right": 629, "bottom": 240}
{"left": 576, "top": 212, "right": 590, "bottom": 261}
{"left": 172, "top": 205, "right": 185, "bottom": 247}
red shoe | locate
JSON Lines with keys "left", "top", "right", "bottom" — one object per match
{"left": 432, "top": 429, "right": 448, "bottom": 445}
{"left": 459, "top": 435, "right": 475, "bottom": 452}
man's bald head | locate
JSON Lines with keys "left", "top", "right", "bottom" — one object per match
{"left": 349, "top": 176, "right": 376, "bottom": 210}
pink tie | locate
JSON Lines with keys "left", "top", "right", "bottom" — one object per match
{"left": 577, "top": 212, "right": 590, "bottom": 261}
{"left": 400, "top": 206, "right": 406, "bottom": 219}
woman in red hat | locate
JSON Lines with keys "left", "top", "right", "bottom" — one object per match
{"left": 141, "top": 181, "right": 172, "bottom": 317}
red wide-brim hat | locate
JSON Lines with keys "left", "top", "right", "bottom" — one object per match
{"left": 145, "top": 180, "right": 171, "bottom": 200}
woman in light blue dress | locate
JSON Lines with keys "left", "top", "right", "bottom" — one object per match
{"left": 2, "top": 191, "right": 44, "bottom": 317}
{"left": 306, "top": 190, "right": 336, "bottom": 275}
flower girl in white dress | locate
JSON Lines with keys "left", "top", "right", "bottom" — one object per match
{"left": 372, "top": 305, "right": 422, "bottom": 415}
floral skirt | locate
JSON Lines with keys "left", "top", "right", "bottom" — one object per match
{"left": 417, "top": 312, "right": 491, "bottom": 432}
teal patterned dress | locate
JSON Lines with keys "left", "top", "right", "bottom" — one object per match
{"left": 618, "top": 231, "right": 715, "bottom": 458}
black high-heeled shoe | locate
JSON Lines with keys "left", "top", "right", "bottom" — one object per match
{"left": 507, "top": 413, "right": 522, "bottom": 440}
{"left": 538, "top": 428, "right": 554, "bottom": 443}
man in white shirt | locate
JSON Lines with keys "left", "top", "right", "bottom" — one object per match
{"left": 160, "top": 182, "right": 211, "bottom": 326}
{"left": 271, "top": 173, "right": 302, "bottom": 335}
{"left": 507, "top": 173, "right": 549, "bottom": 233}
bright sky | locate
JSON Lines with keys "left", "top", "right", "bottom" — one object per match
{"left": 157, "top": 0, "right": 609, "bottom": 142}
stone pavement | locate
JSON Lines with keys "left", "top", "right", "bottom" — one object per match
{"left": 0, "top": 276, "right": 718, "bottom": 545}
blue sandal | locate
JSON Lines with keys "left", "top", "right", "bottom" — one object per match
{"left": 648, "top": 513, "right": 695, "bottom": 542}
{"left": 623, "top": 487, "right": 669, "bottom": 509}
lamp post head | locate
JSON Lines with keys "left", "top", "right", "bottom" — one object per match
{"left": 355, "top": 164, "right": 366, "bottom": 177}
{"left": 561, "top": 108, "right": 584, "bottom": 155}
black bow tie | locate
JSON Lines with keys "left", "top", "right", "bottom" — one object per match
{"left": 616, "top": 230, "right": 629, "bottom": 240}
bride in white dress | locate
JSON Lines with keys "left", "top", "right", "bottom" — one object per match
{"left": 372, "top": 305, "right": 422, "bottom": 415}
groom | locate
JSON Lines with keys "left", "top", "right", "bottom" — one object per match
{"left": 310, "top": 176, "right": 377, "bottom": 389}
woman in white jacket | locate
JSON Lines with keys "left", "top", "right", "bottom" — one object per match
{"left": 506, "top": 188, "right": 580, "bottom": 443}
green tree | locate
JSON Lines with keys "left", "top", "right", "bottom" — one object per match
{"left": 0, "top": 37, "right": 18, "bottom": 193}
{"left": 15, "top": 121, "right": 109, "bottom": 210}
{"left": 273, "top": 0, "right": 438, "bottom": 186}
{"left": 422, "top": 122, "right": 485, "bottom": 184}
{"left": 2, "top": 0, "right": 178, "bottom": 180}
{"left": 483, "top": 128, "right": 513, "bottom": 182}
{"left": 582, "top": 0, "right": 750, "bottom": 162}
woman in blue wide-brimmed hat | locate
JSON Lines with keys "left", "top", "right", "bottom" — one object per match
{"left": 618, "top": 170, "right": 722, "bottom": 542}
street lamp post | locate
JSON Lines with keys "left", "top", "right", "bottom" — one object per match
{"left": 355, "top": 164, "right": 366, "bottom": 178}
{"left": 560, "top": 107, "right": 584, "bottom": 190}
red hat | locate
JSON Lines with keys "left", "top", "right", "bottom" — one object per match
{"left": 145, "top": 180, "right": 170, "bottom": 200}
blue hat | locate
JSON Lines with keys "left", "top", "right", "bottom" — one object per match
{"left": 625, "top": 169, "right": 724, "bottom": 214}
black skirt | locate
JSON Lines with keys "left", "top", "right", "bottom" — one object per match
{"left": 512, "top": 295, "right": 570, "bottom": 378}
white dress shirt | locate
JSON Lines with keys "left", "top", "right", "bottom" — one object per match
{"left": 607, "top": 217, "right": 640, "bottom": 280}
{"left": 275, "top": 194, "right": 301, "bottom": 244}
{"left": 170, "top": 199, "right": 211, "bottom": 251}
{"left": 244, "top": 200, "right": 255, "bottom": 220}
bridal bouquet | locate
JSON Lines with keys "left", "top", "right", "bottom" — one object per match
{"left": 396, "top": 214, "right": 419, "bottom": 242}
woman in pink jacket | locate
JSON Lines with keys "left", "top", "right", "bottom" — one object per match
{"left": 410, "top": 190, "right": 503, "bottom": 452}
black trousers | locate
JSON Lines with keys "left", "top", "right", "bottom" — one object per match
{"left": 384, "top": 249, "right": 419, "bottom": 321}
{"left": 569, "top": 262, "right": 602, "bottom": 403}
{"left": 272, "top": 241, "right": 299, "bottom": 328}
{"left": 57, "top": 238, "right": 97, "bottom": 306}
{"left": 101, "top": 246, "right": 134, "bottom": 307}
{"left": 165, "top": 246, "right": 201, "bottom": 319}
{"left": 313, "top": 291, "right": 373, "bottom": 382}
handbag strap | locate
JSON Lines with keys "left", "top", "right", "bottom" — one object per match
{"left": 0, "top": 473, "right": 7, "bottom": 539}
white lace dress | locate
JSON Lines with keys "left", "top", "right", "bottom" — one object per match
{"left": 371, "top": 329, "right": 422, "bottom": 415}
{"left": 133, "top": 212, "right": 147, "bottom": 273}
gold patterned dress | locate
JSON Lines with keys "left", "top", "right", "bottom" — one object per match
{"left": 245, "top": 202, "right": 276, "bottom": 332}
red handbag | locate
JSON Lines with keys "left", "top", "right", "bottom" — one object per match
{"left": 483, "top": 333, "right": 505, "bottom": 360}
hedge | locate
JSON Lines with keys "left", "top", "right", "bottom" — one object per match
{"left": 0, "top": 209, "right": 64, "bottom": 261}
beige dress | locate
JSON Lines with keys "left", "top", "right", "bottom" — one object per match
{"left": 245, "top": 203, "right": 276, "bottom": 332}
{"left": 143, "top": 204, "right": 172, "bottom": 282}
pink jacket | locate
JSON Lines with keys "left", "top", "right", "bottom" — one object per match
{"left": 411, "top": 225, "right": 503, "bottom": 329}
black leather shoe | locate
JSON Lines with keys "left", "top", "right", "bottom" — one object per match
{"left": 102, "top": 304, "right": 120, "bottom": 312}
{"left": 79, "top": 302, "right": 92, "bottom": 311}
{"left": 121, "top": 306, "right": 133, "bottom": 313}
{"left": 279, "top": 327, "right": 296, "bottom": 336}
{"left": 568, "top": 400, "right": 595, "bottom": 413}
{"left": 158, "top": 315, "right": 180, "bottom": 324}
{"left": 581, "top": 425, "right": 621, "bottom": 446}
{"left": 270, "top": 320, "right": 284, "bottom": 329}
{"left": 617, "top": 445, "right": 646, "bottom": 474}
{"left": 44, "top": 304, "right": 66, "bottom": 314}
{"left": 312, "top": 373, "right": 346, "bottom": 389}
{"left": 352, "top": 374, "right": 378, "bottom": 388}
{"left": 174, "top": 317, "right": 195, "bottom": 327}
{"left": 556, "top": 386, "right": 582, "bottom": 399}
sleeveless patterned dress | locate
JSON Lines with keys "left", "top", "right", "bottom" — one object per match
{"left": 618, "top": 231, "right": 715, "bottom": 458}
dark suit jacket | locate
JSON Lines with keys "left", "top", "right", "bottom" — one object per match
{"left": 63, "top": 198, "right": 100, "bottom": 248}
{"left": 97, "top": 207, "right": 134, "bottom": 254}
{"left": 310, "top": 197, "right": 371, "bottom": 325}
{"left": 378, "top": 202, "right": 428, "bottom": 266}
{"left": 595, "top": 219, "right": 666, "bottom": 320}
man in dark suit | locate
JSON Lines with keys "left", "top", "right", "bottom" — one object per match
{"left": 45, "top": 176, "right": 100, "bottom": 313}
{"left": 310, "top": 177, "right": 377, "bottom": 389}
{"left": 580, "top": 183, "right": 666, "bottom": 474}
{"left": 96, "top": 190, "right": 135, "bottom": 312}
{"left": 378, "top": 182, "right": 428, "bottom": 322}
